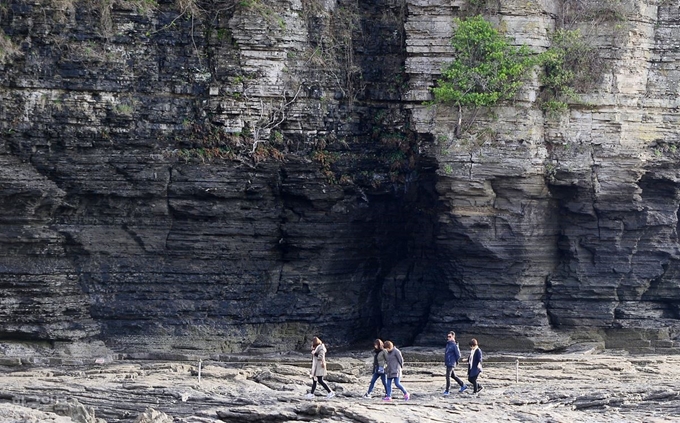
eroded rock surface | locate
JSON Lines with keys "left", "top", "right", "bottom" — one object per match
{"left": 0, "top": 348, "right": 679, "bottom": 422}
{"left": 1, "top": 0, "right": 680, "bottom": 353}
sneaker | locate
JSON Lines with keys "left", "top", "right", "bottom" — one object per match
{"left": 443, "top": 391, "right": 450, "bottom": 396}
{"left": 403, "top": 393, "right": 410, "bottom": 401}
{"left": 459, "top": 385, "right": 467, "bottom": 393}
{"left": 476, "top": 386, "right": 483, "bottom": 393}
{"left": 382, "top": 396, "right": 391, "bottom": 401}
{"left": 362, "top": 392, "right": 371, "bottom": 399}
{"left": 305, "top": 393, "right": 314, "bottom": 399}
{"left": 326, "top": 392, "right": 335, "bottom": 399}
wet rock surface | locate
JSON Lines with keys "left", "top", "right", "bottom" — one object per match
{"left": 0, "top": 347, "right": 679, "bottom": 422}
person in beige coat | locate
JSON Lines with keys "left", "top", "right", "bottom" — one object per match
{"left": 305, "top": 337, "right": 335, "bottom": 399}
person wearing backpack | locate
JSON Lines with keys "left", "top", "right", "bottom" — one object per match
{"left": 443, "top": 331, "right": 467, "bottom": 395}
{"left": 382, "top": 340, "right": 410, "bottom": 401}
{"left": 362, "top": 339, "right": 388, "bottom": 398}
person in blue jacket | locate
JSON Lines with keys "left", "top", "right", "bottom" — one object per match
{"left": 467, "top": 338, "right": 483, "bottom": 393}
{"left": 443, "top": 331, "right": 467, "bottom": 395}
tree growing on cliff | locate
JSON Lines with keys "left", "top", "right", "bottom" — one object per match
{"left": 431, "top": 16, "right": 536, "bottom": 137}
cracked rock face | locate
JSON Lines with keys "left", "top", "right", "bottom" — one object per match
{"left": 1, "top": 0, "right": 680, "bottom": 355}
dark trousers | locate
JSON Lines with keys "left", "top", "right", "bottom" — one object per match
{"left": 446, "top": 366, "right": 465, "bottom": 392}
{"left": 468, "top": 374, "right": 481, "bottom": 392}
{"left": 311, "top": 376, "right": 331, "bottom": 394}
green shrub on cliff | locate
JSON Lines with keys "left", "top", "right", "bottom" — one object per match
{"left": 432, "top": 15, "right": 607, "bottom": 127}
{"left": 431, "top": 16, "right": 536, "bottom": 137}
{"left": 538, "top": 29, "right": 606, "bottom": 115}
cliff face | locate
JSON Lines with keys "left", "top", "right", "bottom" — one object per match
{"left": 407, "top": 0, "right": 680, "bottom": 352}
{"left": 1, "top": 0, "right": 679, "bottom": 354}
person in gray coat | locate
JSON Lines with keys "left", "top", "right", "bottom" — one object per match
{"left": 382, "top": 340, "right": 410, "bottom": 401}
{"left": 305, "top": 337, "right": 335, "bottom": 399}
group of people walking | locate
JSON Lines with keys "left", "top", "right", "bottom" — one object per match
{"left": 306, "top": 332, "right": 483, "bottom": 401}
{"left": 444, "top": 332, "right": 483, "bottom": 395}
{"left": 363, "top": 339, "right": 410, "bottom": 401}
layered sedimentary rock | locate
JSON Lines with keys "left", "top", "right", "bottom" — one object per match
{"left": 1, "top": 0, "right": 679, "bottom": 354}
{"left": 407, "top": 0, "right": 680, "bottom": 352}
{"left": 0, "top": 0, "right": 435, "bottom": 353}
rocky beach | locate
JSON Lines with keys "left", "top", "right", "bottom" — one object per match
{"left": 3, "top": 1, "right": 680, "bottom": 421}
{"left": 0, "top": 345, "right": 679, "bottom": 422}
{"left": 2, "top": 0, "right": 680, "bottom": 357}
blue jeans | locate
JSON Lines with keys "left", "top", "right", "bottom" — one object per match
{"left": 367, "top": 371, "right": 387, "bottom": 395}
{"left": 386, "top": 377, "right": 408, "bottom": 398}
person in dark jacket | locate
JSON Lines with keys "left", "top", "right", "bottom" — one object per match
{"left": 444, "top": 331, "right": 467, "bottom": 395}
{"left": 362, "top": 339, "right": 388, "bottom": 398}
{"left": 467, "top": 338, "right": 483, "bottom": 393}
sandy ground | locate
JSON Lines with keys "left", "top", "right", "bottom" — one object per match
{"left": 0, "top": 348, "right": 678, "bottom": 422}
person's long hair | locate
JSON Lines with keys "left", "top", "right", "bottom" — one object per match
{"left": 373, "top": 339, "right": 384, "bottom": 351}
{"left": 312, "top": 337, "right": 322, "bottom": 348}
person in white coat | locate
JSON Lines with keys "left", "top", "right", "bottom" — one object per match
{"left": 306, "top": 337, "right": 335, "bottom": 399}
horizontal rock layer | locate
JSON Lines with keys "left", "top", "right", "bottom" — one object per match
{"left": 0, "top": 0, "right": 679, "bottom": 354}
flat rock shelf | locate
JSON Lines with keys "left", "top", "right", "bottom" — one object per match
{"left": 0, "top": 348, "right": 678, "bottom": 422}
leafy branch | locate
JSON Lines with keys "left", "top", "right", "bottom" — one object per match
{"left": 431, "top": 15, "right": 537, "bottom": 137}
{"left": 431, "top": 14, "right": 608, "bottom": 128}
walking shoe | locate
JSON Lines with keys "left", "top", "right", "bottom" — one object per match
{"left": 362, "top": 392, "right": 371, "bottom": 399}
{"left": 326, "top": 391, "right": 335, "bottom": 399}
{"left": 403, "top": 393, "right": 410, "bottom": 401}
{"left": 476, "top": 386, "right": 483, "bottom": 393}
{"left": 459, "top": 385, "right": 467, "bottom": 393}
{"left": 305, "top": 393, "right": 314, "bottom": 399}
{"left": 443, "top": 391, "right": 450, "bottom": 396}
{"left": 382, "top": 396, "right": 391, "bottom": 401}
